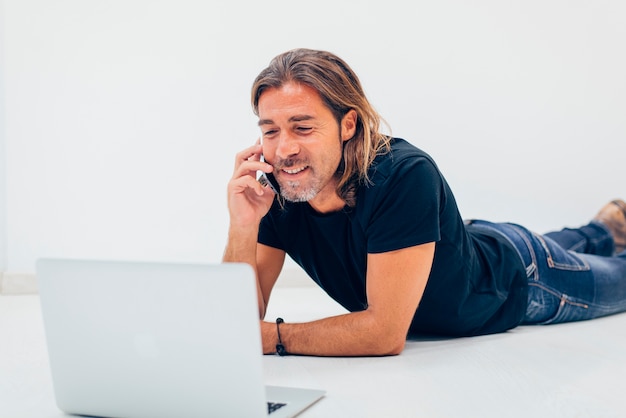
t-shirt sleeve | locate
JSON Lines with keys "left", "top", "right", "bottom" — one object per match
{"left": 258, "top": 200, "right": 286, "bottom": 250}
{"left": 365, "top": 157, "right": 444, "bottom": 253}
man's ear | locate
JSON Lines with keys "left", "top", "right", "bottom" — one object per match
{"left": 341, "top": 109, "right": 358, "bottom": 142}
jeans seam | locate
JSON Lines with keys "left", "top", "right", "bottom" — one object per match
{"left": 528, "top": 282, "right": 590, "bottom": 309}
{"left": 561, "top": 295, "right": 589, "bottom": 309}
{"left": 506, "top": 224, "right": 539, "bottom": 281}
{"left": 568, "top": 238, "right": 587, "bottom": 253}
{"left": 527, "top": 283, "right": 590, "bottom": 325}
{"left": 533, "top": 233, "right": 591, "bottom": 271}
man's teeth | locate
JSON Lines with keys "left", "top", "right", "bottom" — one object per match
{"left": 284, "top": 166, "right": 307, "bottom": 174}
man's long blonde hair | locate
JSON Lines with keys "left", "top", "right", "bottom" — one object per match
{"left": 251, "top": 48, "right": 391, "bottom": 207}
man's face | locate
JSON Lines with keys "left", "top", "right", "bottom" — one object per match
{"left": 257, "top": 82, "right": 354, "bottom": 212}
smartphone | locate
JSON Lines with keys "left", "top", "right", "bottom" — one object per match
{"left": 258, "top": 154, "right": 280, "bottom": 194}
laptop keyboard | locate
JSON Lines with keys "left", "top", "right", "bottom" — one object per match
{"left": 268, "top": 401, "right": 287, "bottom": 414}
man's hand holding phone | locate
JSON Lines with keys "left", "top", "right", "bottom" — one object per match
{"left": 258, "top": 154, "right": 280, "bottom": 195}
{"left": 226, "top": 142, "right": 276, "bottom": 229}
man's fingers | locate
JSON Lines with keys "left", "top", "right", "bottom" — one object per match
{"left": 229, "top": 171, "right": 269, "bottom": 197}
{"left": 234, "top": 143, "right": 263, "bottom": 168}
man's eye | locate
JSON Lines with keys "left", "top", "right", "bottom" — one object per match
{"left": 296, "top": 127, "right": 312, "bottom": 132}
{"left": 263, "top": 129, "right": 278, "bottom": 136}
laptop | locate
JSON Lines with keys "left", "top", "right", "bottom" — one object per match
{"left": 36, "top": 258, "right": 325, "bottom": 418}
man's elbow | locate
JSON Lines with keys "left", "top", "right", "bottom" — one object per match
{"left": 362, "top": 313, "right": 409, "bottom": 356}
{"left": 382, "top": 338, "right": 406, "bottom": 356}
{"left": 369, "top": 333, "right": 406, "bottom": 356}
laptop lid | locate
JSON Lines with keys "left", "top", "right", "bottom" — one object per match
{"left": 36, "top": 258, "right": 324, "bottom": 418}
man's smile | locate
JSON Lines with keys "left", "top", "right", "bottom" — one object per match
{"left": 283, "top": 165, "right": 309, "bottom": 175}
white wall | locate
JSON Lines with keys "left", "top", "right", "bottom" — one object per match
{"left": 1, "top": 0, "right": 7, "bottom": 272}
{"left": 2, "top": 0, "right": 626, "bottom": 274}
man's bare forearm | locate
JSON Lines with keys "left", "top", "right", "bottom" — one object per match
{"left": 261, "top": 311, "right": 407, "bottom": 357}
{"left": 223, "top": 225, "right": 266, "bottom": 316}
{"left": 223, "top": 225, "right": 258, "bottom": 265}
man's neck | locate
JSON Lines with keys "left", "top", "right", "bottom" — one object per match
{"left": 307, "top": 191, "right": 346, "bottom": 214}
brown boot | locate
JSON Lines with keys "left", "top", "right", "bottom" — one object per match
{"left": 594, "top": 199, "right": 626, "bottom": 254}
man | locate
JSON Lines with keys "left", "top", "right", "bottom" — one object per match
{"left": 224, "top": 48, "right": 626, "bottom": 357}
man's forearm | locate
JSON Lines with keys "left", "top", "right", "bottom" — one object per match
{"left": 223, "top": 225, "right": 258, "bottom": 265}
{"left": 223, "top": 225, "right": 266, "bottom": 316}
{"left": 261, "top": 311, "right": 407, "bottom": 357}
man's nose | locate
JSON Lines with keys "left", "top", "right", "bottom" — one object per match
{"left": 275, "top": 133, "right": 300, "bottom": 159}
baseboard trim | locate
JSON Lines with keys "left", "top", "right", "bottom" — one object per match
{"left": 0, "top": 272, "right": 38, "bottom": 295}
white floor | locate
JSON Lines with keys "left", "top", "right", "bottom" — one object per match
{"left": 3, "top": 283, "right": 626, "bottom": 418}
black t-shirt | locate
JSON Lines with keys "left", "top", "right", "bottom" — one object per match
{"left": 258, "top": 138, "right": 528, "bottom": 337}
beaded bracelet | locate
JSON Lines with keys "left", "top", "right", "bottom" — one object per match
{"left": 275, "top": 317, "right": 287, "bottom": 356}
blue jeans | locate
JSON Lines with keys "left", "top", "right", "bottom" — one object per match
{"left": 467, "top": 220, "right": 626, "bottom": 325}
